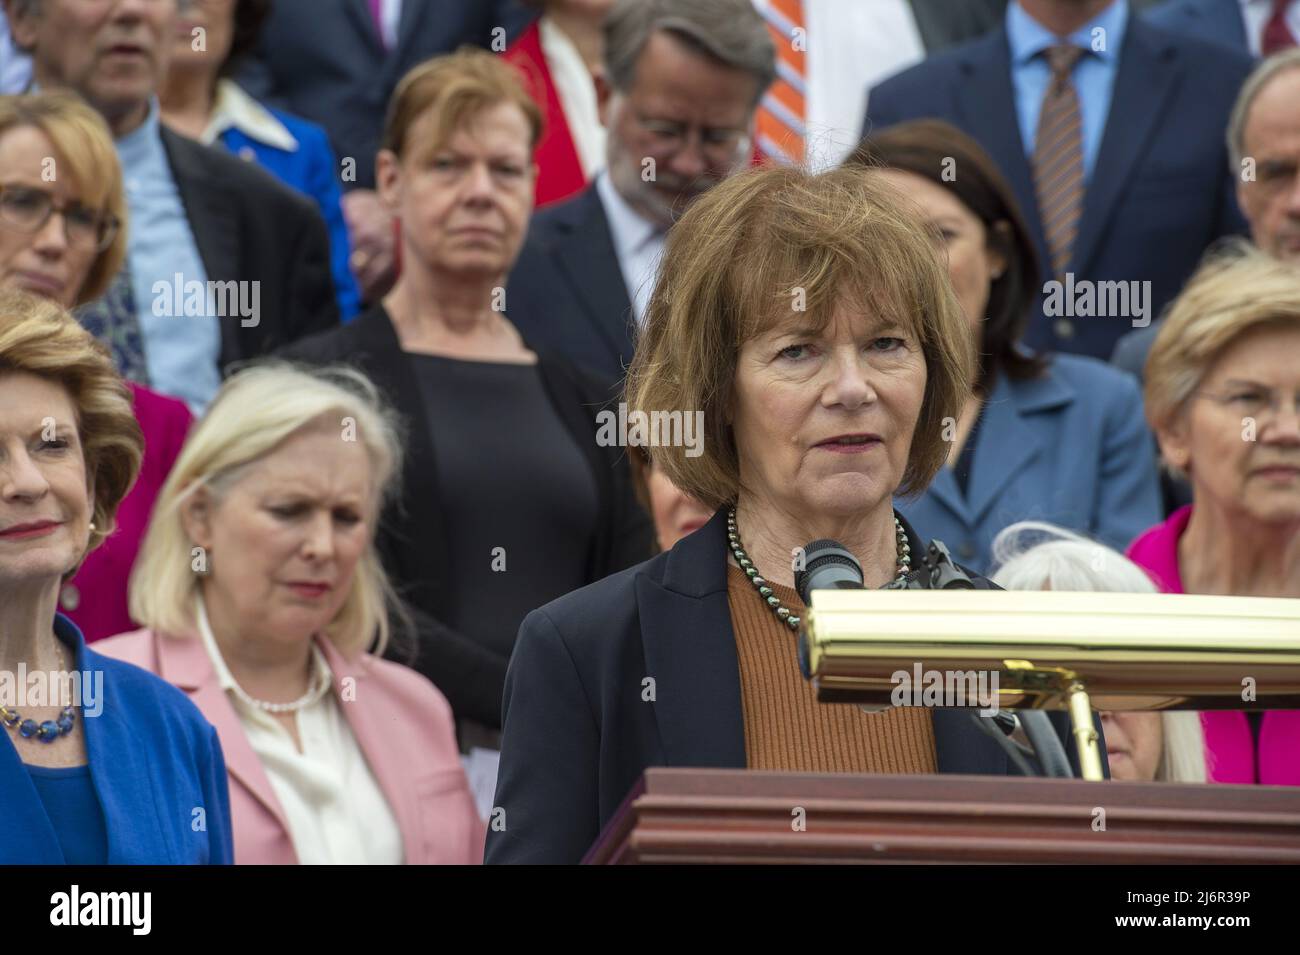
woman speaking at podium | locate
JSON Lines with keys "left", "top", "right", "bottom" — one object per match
{"left": 486, "top": 165, "right": 1093, "bottom": 864}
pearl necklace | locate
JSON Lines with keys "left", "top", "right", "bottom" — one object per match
{"left": 726, "top": 508, "right": 912, "bottom": 631}
{"left": 197, "top": 595, "right": 333, "bottom": 714}
{"left": 228, "top": 659, "right": 332, "bottom": 715}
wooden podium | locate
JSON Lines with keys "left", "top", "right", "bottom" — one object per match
{"left": 583, "top": 768, "right": 1300, "bottom": 864}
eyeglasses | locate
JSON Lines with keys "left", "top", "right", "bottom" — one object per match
{"left": 1247, "top": 158, "right": 1300, "bottom": 195}
{"left": 632, "top": 111, "right": 751, "bottom": 160}
{"left": 0, "top": 185, "right": 120, "bottom": 253}
{"left": 1195, "top": 387, "right": 1300, "bottom": 422}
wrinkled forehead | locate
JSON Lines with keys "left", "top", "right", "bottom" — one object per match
{"left": 740, "top": 279, "right": 923, "bottom": 347}
{"left": 1202, "top": 321, "right": 1300, "bottom": 384}
{"left": 0, "top": 368, "right": 80, "bottom": 433}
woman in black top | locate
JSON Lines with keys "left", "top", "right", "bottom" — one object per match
{"left": 282, "top": 50, "right": 652, "bottom": 747}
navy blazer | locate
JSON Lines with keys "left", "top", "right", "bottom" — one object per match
{"left": 0, "top": 615, "right": 233, "bottom": 864}
{"left": 1144, "top": 0, "right": 1251, "bottom": 54}
{"left": 897, "top": 354, "right": 1163, "bottom": 574}
{"left": 865, "top": 14, "right": 1253, "bottom": 360}
{"left": 506, "top": 185, "right": 637, "bottom": 384}
{"left": 485, "top": 507, "right": 1101, "bottom": 864}
{"left": 237, "top": 0, "right": 533, "bottom": 190}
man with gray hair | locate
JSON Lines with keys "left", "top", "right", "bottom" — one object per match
{"left": 1112, "top": 48, "right": 1300, "bottom": 379}
{"left": 506, "top": 0, "right": 775, "bottom": 383}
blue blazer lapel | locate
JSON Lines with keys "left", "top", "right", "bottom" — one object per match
{"left": 1, "top": 619, "right": 171, "bottom": 863}
{"left": 1071, "top": 20, "right": 1180, "bottom": 276}
{"left": 918, "top": 463, "right": 976, "bottom": 528}
{"left": 636, "top": 508, "right": 747, "bottom": 769}
{"left": 964, "top": 371, "right": 1068, "bottom": 527}
{"left": 953, "top": 32, "right": 1049, "bottom": 269}
{"left": 0, "top": 734, "right": 64, "bottom": 863}
{"left": 74, "top": 638, "right": 175, "bottom": 863}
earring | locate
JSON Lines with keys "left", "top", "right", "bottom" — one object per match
{"left": 88, "top": 522, "right": 96, "bottom": 531}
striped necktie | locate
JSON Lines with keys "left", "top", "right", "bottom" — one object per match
{"left": 756, "top": 0, "right": 806, "bottom": 164}
{"left": 1032, "top": 44, "right": 1085, "bottom": 279}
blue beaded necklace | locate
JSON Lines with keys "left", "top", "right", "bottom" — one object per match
{"left": 1, "top": 641, "right": 78, "bottom": 744}
{"left": 0, "top": 702, "right": 76, "bottom": 743}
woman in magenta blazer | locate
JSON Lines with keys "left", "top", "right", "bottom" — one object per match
{"left": 1127, "top": 246, "right": 1300, "bottom": 786}
{"left": 97, "top": 362, "right": 484, "bottom": 863}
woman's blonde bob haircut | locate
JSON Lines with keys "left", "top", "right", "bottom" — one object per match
{"left": 1145, "top": 243, "right": 1300, "bottom": 476}
{"left": 381, "top": 47, "right": 543, "bottom": 160}
{"left": 625, "top": 164, "right": 975, "bottom": 510}
{"left": 0, "top": 288, "right": 142, "bottom": 571}
{"left": 0, "top": 91, "right": 128, "bottom": 305}
{"left": 129, "top": 362, "right": 405, "bottom": 656}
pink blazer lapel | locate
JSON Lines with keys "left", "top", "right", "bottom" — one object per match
{"left": 319, "top": 638, "right": 425, "bottom": 862}
{"left": 154, "top": 628, "right": 294, "bottom": 840}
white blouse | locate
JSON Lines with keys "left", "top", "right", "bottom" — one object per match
{"left": 196, "top": 600, "right": 404, "bottom": 864}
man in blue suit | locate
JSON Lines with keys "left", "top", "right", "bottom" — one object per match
{"left": 865, "top": 0, "right": 1254, "bottom": 361}
{"left": 1145, "top": 0, "right": 1299, "bottom": 57}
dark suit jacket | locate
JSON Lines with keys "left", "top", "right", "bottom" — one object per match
{"left": 1144, "top": 0, "right": 1251, "bottom": 53}
{"left": 237, "top": 0, "right": 533, "bottom": 189}
{"left": 505, "top": 185, "right": 636, "bottom": 383}
{"left": 485, "top": 506, "right": 1102, "bottom": 864}
{"left": 160, "top": 127, "right": 339, "bottom": 366}
{"left": 278, "top": 304, "right": 653, "bottom": 727}
{"left": 865, "top": 15, "right": 1253, "bottom": 360}
{"left": 909, "top": 0, "right": 1007, "bottom": 50}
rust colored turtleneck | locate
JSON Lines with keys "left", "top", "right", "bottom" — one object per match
{"left": 726, "top": 563, "right": 938, "bottom": 774}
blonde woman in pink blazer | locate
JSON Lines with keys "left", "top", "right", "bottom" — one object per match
{"left": 98, "top": 363, "right": 484, "bottom": 863}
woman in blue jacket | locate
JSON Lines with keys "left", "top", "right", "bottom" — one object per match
{"left": 849, "top": 120, "right": 1162, "bottom": 574}
{"left": 0, "top": 290, "right": 232, "bottom": 864}
{"left": 160, "top": 0, "right": 361, "bottom": 320}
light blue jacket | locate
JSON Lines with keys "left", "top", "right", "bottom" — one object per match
{"left": 897, "top": 353, "right": 1163, "bottom": 575}
{"left": 0, "top": 614, "right": 233, "bottom": 864}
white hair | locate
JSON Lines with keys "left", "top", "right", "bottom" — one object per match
{"left": 991, "top": 521, "right": 1208, "bottom": 784}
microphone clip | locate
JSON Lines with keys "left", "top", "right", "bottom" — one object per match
{"left": 885, "top": 538, "right": 978, "bottom": 590}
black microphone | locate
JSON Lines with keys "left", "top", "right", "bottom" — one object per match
{"left": 794, "top": 539, "right": 864, "bottom": 606}
{"left": 795, "top": 539, "right": 862, "bottom": 681}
